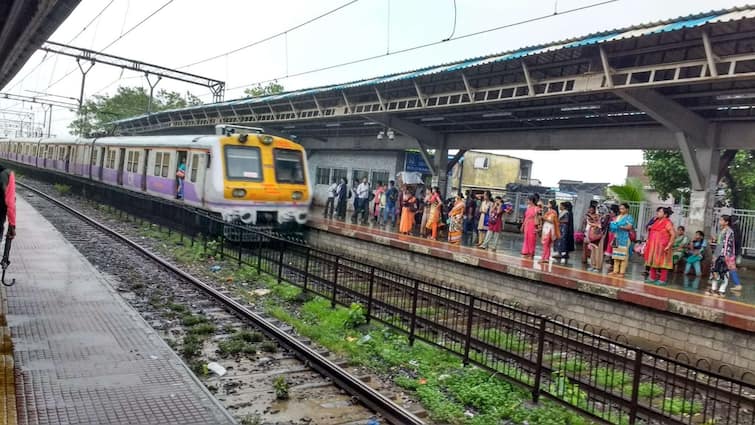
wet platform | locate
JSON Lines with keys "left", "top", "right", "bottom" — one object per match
{"left": 308, "top": 214, "right": 755, "bottom": 333}
{"left": 0, "top": 197, "right": 234, "bottom": 425}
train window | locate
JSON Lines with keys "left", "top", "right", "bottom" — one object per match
{"left": 273, "top": 149, "right": 305, "bottom": 184}
{"left": 189, "top": 153, "right": 199, "bottom": 183}
{"left": 126, "top": 151, "right": 140, "bottom": 172}
{"left": 106, "top": 150, "right": 116, "bottom": 169}
{"left": 91, "top": 148, "right": 97, "bottom": 165}
{"left": 224, "top": 146, "right": 261, "bottom": 181}
{"left": 154, "top": 152, "right": 170, "bottom": 177}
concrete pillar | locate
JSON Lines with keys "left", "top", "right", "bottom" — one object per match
{"left": 687, "top": 147, "right": 720, "bottom": 236}
{"left": 431, "top": 136, "right": 449, "bottom": 198}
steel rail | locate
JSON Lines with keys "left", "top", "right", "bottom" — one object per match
{"left": 18, "top": 181, "right": 425, "bottom": 425}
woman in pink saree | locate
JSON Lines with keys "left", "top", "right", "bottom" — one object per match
{"left": 520, "top": 195, "right": 539, "bottom": 257}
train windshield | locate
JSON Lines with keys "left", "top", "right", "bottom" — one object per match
{"left": 225, "top": 146, "right": 262, "bottom": 180}
{"left": 274, "top": 149, "right": 305, "bottom": 184}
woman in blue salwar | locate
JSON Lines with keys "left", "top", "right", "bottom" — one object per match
{"left": 609, "top": 203, "right": 634, "bottom": 278}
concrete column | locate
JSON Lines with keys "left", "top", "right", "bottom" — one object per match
{"left": 431, "top": 136, "right": 449, "bottom": 198}
{"left": 687, "top": 147, "right": 720, "bottom": 236}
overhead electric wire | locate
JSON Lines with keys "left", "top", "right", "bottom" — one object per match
{"left": 178, "top": 0, "right": 360, "bottom": 69}
{"left": 46, "top": 0, "right": 177, "bottom": 91}
{"left": 225, "top": 0, "right": 619, "bottom": 94}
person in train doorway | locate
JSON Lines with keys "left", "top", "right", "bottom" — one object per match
{"left": 175, "top": 161, "right": 186, "bottom": 200}
{"left": 352, "top": 177, "right": 370, "bottom": 225}
{"left": 324, "top": 179, "right": 338, "bottom": 219}
{"left": 335, "top": 178, "right": 348, "bottom": 220}
{"left": 383, "top": 180, "right": 398, "bottom": 228}
{"left": 0, "top": 164, "right": 16, "bottom": 241}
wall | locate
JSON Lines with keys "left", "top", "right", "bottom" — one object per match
{"left": 459, "top": 151, "right": 525, "bottom": 191}
{"left": 305, "top": 228, "right": 755, "bottom": 374}
{"left": 307, "top": 150, "right": 403, "bottom": 206}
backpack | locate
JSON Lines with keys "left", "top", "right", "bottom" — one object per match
{"left": 388, "top": 188, "right": 398, "bottom": 203}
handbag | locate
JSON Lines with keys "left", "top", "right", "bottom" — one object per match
{"left": 612, "top": 246, "right": 629, "bottom": 261}
{"left": 628, "top": 229, "right": 637, "bottom": 242}
{"left": 588, "top": 226, "right": 603, "bottom": 242}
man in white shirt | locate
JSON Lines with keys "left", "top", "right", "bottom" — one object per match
{"left": 324, "top": 180, "right": 337, "bottom": 219}
{"left": 352, "top": 177, "right": 370, "bottom": 224}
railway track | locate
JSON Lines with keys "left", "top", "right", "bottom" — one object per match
{"left": 19, "top": 181, "right": 425, "bottom": 425}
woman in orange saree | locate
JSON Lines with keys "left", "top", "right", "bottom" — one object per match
{"left": 644, "top": 207, "right": 675, "bottom": 284}
{"left": 425, "top": 186, "right": 442, "bottom": 240}
{"left": 399, "top": 188, "right": 417, "bottom": 235}
{"left": 447, "top": 193, "right": 465, "bottom": 244}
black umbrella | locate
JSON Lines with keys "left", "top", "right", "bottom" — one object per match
{"left": 1, "top": 233, "right": 15, "bottom": 286}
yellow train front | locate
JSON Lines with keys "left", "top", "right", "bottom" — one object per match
{"left": 207, "top": 128, "right": 311, "bottom": 229}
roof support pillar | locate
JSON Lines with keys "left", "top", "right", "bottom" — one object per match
{"left": 375, "top": 87, "right": 386, "bottom": 111}
{"left": 432, "top": 135, "right": 449, "bottom": 198}
{"left": 414, "top": 81, "right": 427, "bottom": 107}
{"left": 521, "top": 62, "right": 535, "bottom": 96}
{"left": 702, "top": 31, "right": 719, "bottom": 77}
{"left": 685, "top": 124, "right": 721, "bottom": 235}
{"left": 599, "top": 46, "right": 614, "bottom": 88}
{"left": 312, "top": 95, "right": 323, "bottom": 116}
{"left": 461, "top": 73, "right": 475, "bottom": 102}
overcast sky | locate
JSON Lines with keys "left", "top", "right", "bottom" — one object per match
{"left": 1, "top": 0, "right": 746, "bottom": 186}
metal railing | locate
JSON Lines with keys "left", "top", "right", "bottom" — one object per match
{"left": 16, "top": 166, "right": 755, "bottom": 425}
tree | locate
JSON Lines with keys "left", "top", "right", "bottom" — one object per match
{"left": 243, "top": 81, "right": 284, "bottom": 98}
{"left": 609, "top": 178, "right": 646, "bottom": 202}
{"left": 69, "top": 86, "right": 202, "bottom": 136}
{"left": 643, "top": 149, "right": 755, "bottom": 209}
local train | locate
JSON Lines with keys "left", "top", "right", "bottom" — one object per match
{"left": 0, "top": 126, "right": 311, "bottom": 227}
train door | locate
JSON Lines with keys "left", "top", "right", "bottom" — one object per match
{"left": 65, "top": 146, "right": 72, "bottom": 173}
{"left": 116, "top": 148, "right": 126, "bottom": 185}
{"left": 98, "top": 147, "right": 106, "bottom": 180}
{"left": 176, "top": 150, "right": 188, "bottom": 197}
{"left": 142, "top": 149, "right": 150, "bottom": 191}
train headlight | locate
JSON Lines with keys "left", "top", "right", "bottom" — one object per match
{"left": 258, "top": 135, "right": 274, "bottom": 145}
{"left": 232, "top": 188, "right": 247, "bottom": 198}
{"left": 291, "top": 191, "right": 303, "bottom": 200}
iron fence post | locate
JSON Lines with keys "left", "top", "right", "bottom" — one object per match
{"left": 219, "top": 227, "right": 225, "bottom": 258}
{"left": 409, "top": 279, "right": 420, "bottom": 346}
{"left": 331, "top": 257, "right": 340, "bottom": 308}
{"left": 303, "top": 248, "right": 310, "bottom": 292}
{"left": 277, "top": 243, "right": 284, "bottom": 283}
{"left": 366, "top": 267, "right": 375, "bottom": 324}
{"left": 628, "top": 350, "right": 644, "bottom": 424}
{"left": 531, "top": 317, "right": 547, "bottom": 402}
{"left": 238, "top": 242, "right": 243, "bottom": 267}
{"left": 256, "top": 236, "right": 263, "bottom": 274}
{"left": 203, "top": 233, "right": 207, "bottom": 254}
{"left": 462, "top": 295, "right": 476, "bottom": 365}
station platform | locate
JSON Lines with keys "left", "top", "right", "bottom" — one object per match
{"left": 0, "top": 197, "right": 234, "bottom": 425}
{"left": 308, "top": 215, "right": 755, "bottom": 334}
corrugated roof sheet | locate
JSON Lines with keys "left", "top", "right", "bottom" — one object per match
{"left": 113, "top": 5, "right": 755, "bottom": 125}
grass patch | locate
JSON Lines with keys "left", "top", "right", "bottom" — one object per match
{"left": 475, "top": 328, "right": 532, "bottom": 353}
{"left": 166, "top": 302, "right": 188, "bottom": 313}
{"left": 216, "top": 330, "right": 259, "bottom": 357}
{"left": 53, "top": 183, "right": 71, "bottom": 195}
{"left": 181, "top": 334, "right": 203, "bottom": 358}
{"left": 181, "top": 314, "right": 208, "bottom": 326}
{"left": 628, "top": 382, "right": 664, "bottom": 399}
{"left": 662, "top": 397, "right": 703, "bottom": 416}
{"left": 188, "top": 322, "right": 216, "bottom": 336}
{"left": 592, "top": 367, "right": 632, "bottom": 389}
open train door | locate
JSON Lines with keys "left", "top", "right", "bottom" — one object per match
{"left": 142, "top": 149, "right": 150, "bottom": 191}
{"left": 64, "top": 146, "right": 72, "bottom": 173}
{"left": 98, "top": 147, "right": 106, "bottom": 180}
{"left": 116, "top": 148, "right": 126, "bottom": 185}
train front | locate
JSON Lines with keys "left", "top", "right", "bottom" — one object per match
{"left": 216, "top": 132, "right": 310, "bottom": 230}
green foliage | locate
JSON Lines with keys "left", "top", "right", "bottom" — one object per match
{"left": 217, "top": 331, "right": 258, "bottom": 357}
{"left": 69, "top": 86, "right": 203, "bottom": 136}
{"left": 632, "top": 382, "right": 664, "bottom": 399}
{"left": 662, "top": 397, "right": 703, "bottom": 416}
{"left": 189, "top": 359, "right": 209, "bottom": 376}
{"left": 53, "top": 183, "right": 71, "bottom": 195}
{"left": 643, "top": 150, "right": 689, "bottom": 202}
{"left": 181, "top": 334, "right": 203, "bottom": 358}
{"left": 550, "top": 372, "right": 589, "bottom": 410}
{"left": 244, "top": 81, "right": 284, "bottom": 98}
{"left": 344, "top": 303, "right": 367, "bottom": 329}
{"left": 591, "top": 367, "right": 632, "bottom": 389}
{"left": 727, "top": 150, "right": 755, "bottom": 209}
{"left": 475, "top": 328, "right": 531, "bottom": 353}
{"left": 181, "top": 314, "right": 208, "bottom": 326}
{"left": 239, "top": 414, "right": 263, "bottom": 425}
{"left": 273, "top": 376, "right": 289, "bottom": 400}
{"left": 608, "top": 178, "right": 646, "bottom": 202}
{"left": 187, "top": 322, "right": 216, "bottom": 336}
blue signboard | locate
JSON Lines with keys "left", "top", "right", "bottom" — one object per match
{"left": 405, "top": 151, "right": 431, "bottom": 174}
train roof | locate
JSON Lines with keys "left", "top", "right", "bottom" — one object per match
{"left": 93, "top": 135, "right": 216, "bottom": 148}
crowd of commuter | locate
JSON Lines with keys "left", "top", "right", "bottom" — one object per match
{"left": 322, "top": 179, "right": 744, "bottom": 296}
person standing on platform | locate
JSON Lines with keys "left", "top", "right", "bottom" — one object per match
{"left": 581, "top": 203, "right": 599, "bottom": 264}
{"left": 539, "top": 200, "right": 561, "bottom": 263}
{"left": 0, "top": 165, "right": 16, "bottom": 241}
{"left": 324, "top": 180, "right": 337, "bottom": 219}
{"left": 383, "top": 181, "right": 398, "bottom": 227}
{"left": 352, "top": 177, "right": 370, "bottom": 225}
{"left": 609, "top": 203, "right": 634, "bottom": 278}
{"left": 644, "top": 207, "right": 675, "bottom": 285}
{"left": 520, "top": 194, "right": 539, "bottom": 258}
{"left": 556, "top": 202, "right": 575, "bottom": 263}
{"left": 448, "top": 193, "right": 465, "bottom": 244}
{"left": 399, "top": 186, "right": 417, "bottom": 235}
{"left": 425, "top": 186, "right": 442, "bottom": 240}
{"left": 476, "top": 191, "right": 492, "bottom": 246}
{"left": 336, "top": 178, "right": 348, "bottom": 220}
{"left": 684, "top": 231, "right": 706, "bottom": 277}
{"left": 372, "top": 181, "right": 384, "bottom": 224}
{"left": 710, "top": 215, "right": 741, "bottom": 295}
{"left": 479, "top": 197, "right": 503, "bottom": 251}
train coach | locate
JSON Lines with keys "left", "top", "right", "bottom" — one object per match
{"left": 0, "top": 126, "right": 311, "bottom": 227}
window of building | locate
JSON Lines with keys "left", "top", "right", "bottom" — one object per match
{"left": 351, "top": 169, "right": 369, "bottom": 185}
{"left": 371, "top": 170, "right": 390, "bottom": 186}
{"left": 189, "top": 153, "right": 199, "bottom": 183}
{"left": 473, "top": 157, "right": 489, "bottom": 169}
{"left": 154, "top": 152, "right": 170, "bottom": 177}
{"left": 315, "top": 167, "right": 332, "bottom": 185}
{"left": 331, "top": 168, "right": 347, "bottom": 184}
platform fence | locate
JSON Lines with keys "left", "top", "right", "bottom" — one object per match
{"left": 14, "top": 166, "right": 755, "bottom": 425}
